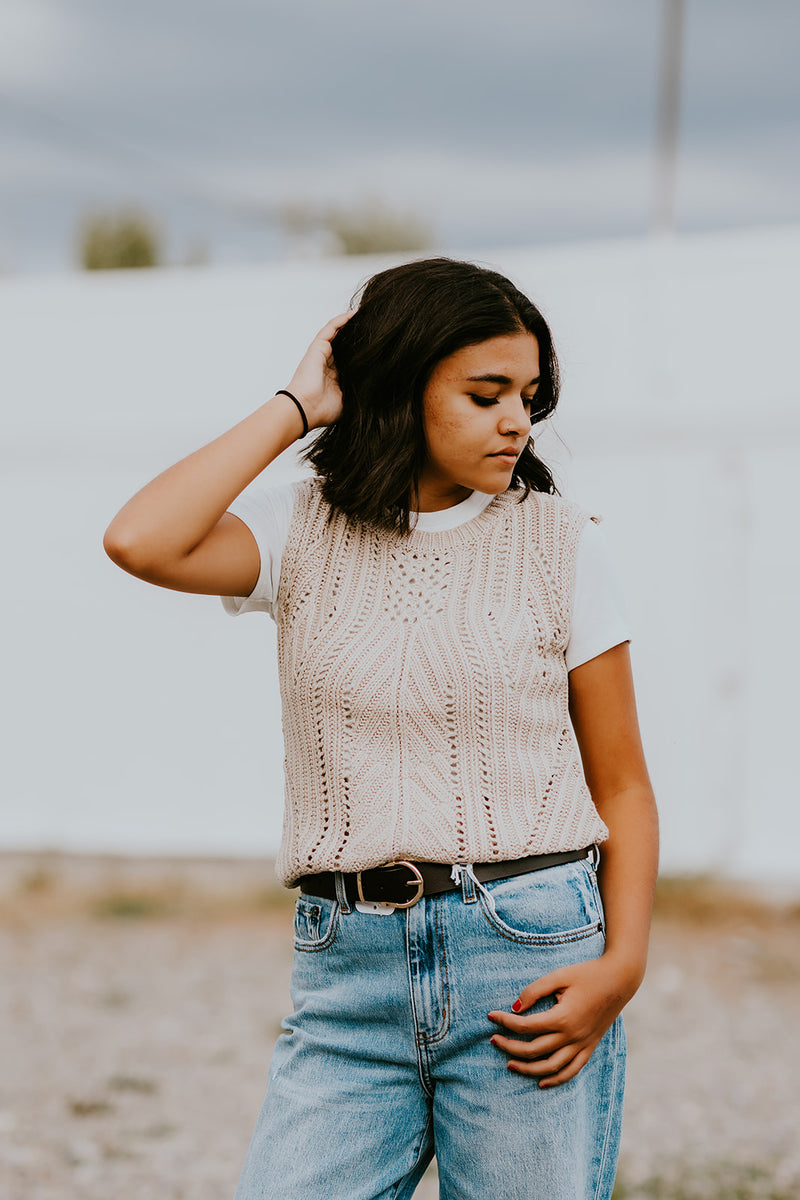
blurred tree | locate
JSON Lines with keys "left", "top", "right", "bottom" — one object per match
{"left": 77, "top": 209, "right": 162, "bottom": 270}
{"left": 280, "top": 197, "right": 433, "bottom": 256}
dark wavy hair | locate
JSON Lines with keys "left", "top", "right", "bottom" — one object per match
{"left": 303, "top": 257, "right": 560, "bottom": 532}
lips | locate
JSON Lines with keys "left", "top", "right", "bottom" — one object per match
{"left": 489, "top": 448, "right": 520, "bottom": 462}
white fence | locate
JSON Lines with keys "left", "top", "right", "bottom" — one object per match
{"left": 2, "top": 226, "right": 798, "bottom": 882}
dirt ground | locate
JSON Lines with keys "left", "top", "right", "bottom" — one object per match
{"left": 1, "top": 854, "right": 799, "bottom": 1200}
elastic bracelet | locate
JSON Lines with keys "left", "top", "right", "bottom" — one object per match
{"left": 275, "top": 389, "right": 309, "bottom": 438}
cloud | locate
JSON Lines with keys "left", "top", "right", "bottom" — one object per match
{"left": 0, "top": 0, "right": 81, "bottom": 91}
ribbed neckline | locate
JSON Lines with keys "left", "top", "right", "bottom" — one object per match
{"left": 411, "top": 489, "right": 493, "bottom": 532}
{"left": 391, "top": 489, "right": 524, "bottom": 551}
{"left": 301, "top": 478, "right": 544, "bottom": 552}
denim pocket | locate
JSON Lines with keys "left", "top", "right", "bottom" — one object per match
{"left": 293, "top": 894, "right": 340, "bottom": 952}
{"left": 477, "top": 860, "right": 603, "bottom": 945}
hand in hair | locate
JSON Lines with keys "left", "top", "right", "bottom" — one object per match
{"left": 285, "top": 311, "right": 354, "bottom": 432}
{"left": 103, "top": 310, "right": 354, "bottom": 597}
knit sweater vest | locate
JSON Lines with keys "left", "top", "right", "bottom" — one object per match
{"left": 274, "top": 480, "right": 609, "bottom": 887}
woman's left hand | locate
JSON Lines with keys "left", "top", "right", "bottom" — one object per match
{"left": 487, "top": 952, "right": 637, "bottom": 1088}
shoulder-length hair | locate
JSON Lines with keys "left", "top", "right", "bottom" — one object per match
{"left": 303, "top": 257, "right": 560, "bottom": 532}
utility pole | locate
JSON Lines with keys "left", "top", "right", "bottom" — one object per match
{"left": 653, "top": 0, "right": 685, "bottom": 231}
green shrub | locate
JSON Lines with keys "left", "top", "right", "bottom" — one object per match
{"left": 78, "top": 209, "right": 161, "bottom": 270}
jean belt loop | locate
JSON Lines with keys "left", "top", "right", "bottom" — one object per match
{"left": 334, "top": 870, "right": 352, "bottom": 914}
{"left": 451, "top": 863, "right": 478, "bottom": 905}
{"left": 589, "top": 844, "right": 600, "bottom": 870}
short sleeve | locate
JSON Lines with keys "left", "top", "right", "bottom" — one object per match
{"left": 565, "top": 519, "right": 630, "bottom": 672}
{"left": 220, "top": 482, "right": 295, "bottom": 619}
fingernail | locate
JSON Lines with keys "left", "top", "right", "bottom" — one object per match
{"left": 507, "top": 1062, "right": 518, "bottom": 1073}
{"left": 511, "top": 1000, "right": 522, "bottom": 1013}
{"left": 490, "top": 1037, "right": 498, "bottom": 1047}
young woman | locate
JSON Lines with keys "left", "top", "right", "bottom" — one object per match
{"left": 105, "top": 257, "right": 658, "bottom": 1200}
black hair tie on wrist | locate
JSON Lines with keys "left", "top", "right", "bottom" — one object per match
{"left": 275, "top": 389, "right": 309, "bottom": 438}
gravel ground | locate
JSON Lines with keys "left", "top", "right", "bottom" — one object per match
{"left": 1, "top": 854, "right": 799, "bottom": 1200}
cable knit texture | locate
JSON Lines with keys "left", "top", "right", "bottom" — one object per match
{"left": 275, "top": 479, "right": 609, "bottom": 887}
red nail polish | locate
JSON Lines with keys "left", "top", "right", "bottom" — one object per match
{"left": 511, "top": 1000, "right": 522, "bottom": 1013}
{"left": 507, "top": 1062, "right": 518, "bottom": 1072}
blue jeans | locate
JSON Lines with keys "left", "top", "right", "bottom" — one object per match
{"left": 234, "top": 857, "right": 626, "bottom": 1199}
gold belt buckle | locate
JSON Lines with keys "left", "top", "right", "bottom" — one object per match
{"left": 356, "top": 860, "right": 424, "bottom": 909}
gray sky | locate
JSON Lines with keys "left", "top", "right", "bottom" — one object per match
{"left": 1, "top": 0, "right": 798, "bottom": 271}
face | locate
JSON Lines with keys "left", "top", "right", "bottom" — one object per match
{"left": 417, "top": 332, "right": 540, "bottom": 511}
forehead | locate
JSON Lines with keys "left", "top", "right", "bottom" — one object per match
{"left": 435, "top": 332, "right": 540, "bottom": 380}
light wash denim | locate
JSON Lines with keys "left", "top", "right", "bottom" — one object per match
{"left": 234, "top": 857, "right": 626, "bottom": 1200}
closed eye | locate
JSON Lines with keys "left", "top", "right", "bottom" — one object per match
{"left": 469, "top": 394, "right": 537, "bottom": 426}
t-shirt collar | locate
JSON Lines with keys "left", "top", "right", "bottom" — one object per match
{"left": 411, "top": 490, "right": 494, "bottom": 533}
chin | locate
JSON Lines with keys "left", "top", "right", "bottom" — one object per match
{"left": 481, "top": 468, "right": 516, "bottom": 492}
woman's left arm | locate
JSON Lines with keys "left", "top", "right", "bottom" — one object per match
{"left": 488, "top": 642, "right": 659, "bottom": 1087}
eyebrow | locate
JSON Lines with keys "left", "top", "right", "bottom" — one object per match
{"left": 466, "top": 374, "right": 541, "bottom": 386}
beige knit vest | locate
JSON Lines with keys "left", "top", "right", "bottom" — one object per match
{"left": 274, "top": 480, "right": 609, "bottom": 887}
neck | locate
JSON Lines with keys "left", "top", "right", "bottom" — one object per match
{"left": 414, "top": 482, "right": 473, "bottom": 513}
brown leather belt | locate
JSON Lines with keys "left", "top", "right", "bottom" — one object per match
{"left": 297, "top": 847, "right": 593, "bottom": 910}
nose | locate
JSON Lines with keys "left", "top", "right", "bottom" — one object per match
{"left": 498, "top": 395, "right": 529, "bottom": 438}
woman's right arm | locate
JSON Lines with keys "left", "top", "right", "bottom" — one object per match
{"left": 103, "top": 312, "right": 351, "bottom": 597}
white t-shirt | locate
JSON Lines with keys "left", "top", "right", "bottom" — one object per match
{"left": 222, "top": 485, "right": 630, "bottom": 672}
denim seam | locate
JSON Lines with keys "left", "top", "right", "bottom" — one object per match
{"left": 405, "top": 912, "right": 435, "bottom": 1099}
{"left": 593, "top": 1017, "right": 624, "bottom": 1200}
{"left": 420, "top": 896, "right": 451, "bottom": 1046}
{"left": 584, "top": 859, "right": 607, "bottom": 934}
{"left": 390, "top": 1112, "right": 434, "bottom": 1200}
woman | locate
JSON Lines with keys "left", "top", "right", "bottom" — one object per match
{"left": 105, "top": 257, "right": 658, "bottom": 1200}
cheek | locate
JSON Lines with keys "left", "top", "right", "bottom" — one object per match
{"left": 425, "top": 407, "right": 465, "bottom": 451}
{"left": 423, "top": 386, "right": 489, "bottom": 458}
{"left": 440, "top": 414, "right": 469, "bottom": 440}
{"left": 431, "top": 399, "right": 480, "bottom": 437}
{"left": 431, "top": 420, "right": 474, "bottom": 465}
